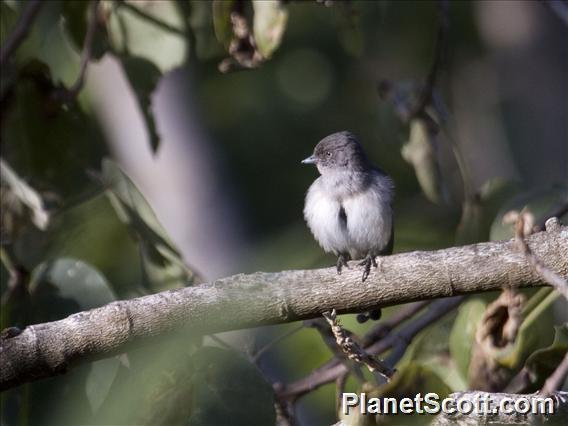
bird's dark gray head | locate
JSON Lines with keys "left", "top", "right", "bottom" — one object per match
{"left": 302, "top": 131, "right": 369, "bottom": 174}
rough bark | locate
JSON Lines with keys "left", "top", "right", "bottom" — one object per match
{"left": 1, "top": 222, "right": 567, "bottom": 391}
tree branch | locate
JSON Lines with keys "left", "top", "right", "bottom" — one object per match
{"left": 0, "top": 0, "right": 44, "bottom": 66}
{"left": 277, "top": 297, "right": 464, "bottom": 401}
{"left": 1, "top": 224, "right": 567, "bottom": 391}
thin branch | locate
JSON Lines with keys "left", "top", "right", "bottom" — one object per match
{"left": 322, "top": 309, "right": 395, "bottom": 381}
{"left": 504, "top": 212, "right": 568, "bottom": 299}
{"left": 252, "top": 323, "right": 305, "bottom": 362}
{"left": 277, "top": 297, "right": 464, "bottom": 401}
{"left": 65, "top": 0, "right": 100, "bottom": 99}
{"left": 1, "top": 226, "right": 566, "bottom": 391}
{"left": 115, "top": 0, "right": 186, "bottom": 36}
{"left": 541, "top": 353, "right": 568, "bottom": 396}
{"left": 0, "top": 0, "right": 44, "bottom": 66}
{"left": 412, "top": 0, "right": 449, "bottom": 117}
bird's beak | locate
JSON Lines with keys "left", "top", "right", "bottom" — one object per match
{"left": 301, "top": 155, "right": 317, "bottom": 165}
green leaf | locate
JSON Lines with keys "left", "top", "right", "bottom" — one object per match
{"left": 30, "top": 257, "right": 116, "bottom": 315}
{"left": 521, "top": 324, "right": 568, "bottom": 391}
{"left": 212, "top": 0, "right": 235, "bottom": 49}
{"left": 490, "top": 184, "right": 568, "bottom": 241}
{"left": 118, "top": 55, "right": 161, "bottom": 152}
{"left": 188, "top": 347, "right": 276, "bottom": 426}
{"left": 61, "top": 0, "right": 108, "bottom": 60}
{"left": 108, "top": 0, "right": 187, "bottom": 73}
{"left": 401, "top": 118, "right": 447, "bottom": 205}
{"left": 449, "top": 298, "right": 487, "bottom": 381}
{"left": 252, "top": 0, "right": 288, "bottom": 59}
{"left": 1, "top": 60, "right": 107, "bottom": 199}
{"left": 27, "top": 258, "right": 119, "bottom": 420}
{"left": 101, "top": 159, "right": 195, "bottom": 290}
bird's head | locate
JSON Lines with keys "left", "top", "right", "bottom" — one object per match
{"left": 302, "top": 131, "right": 369, "bottom": 175}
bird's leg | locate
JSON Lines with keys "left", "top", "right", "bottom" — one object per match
{"left": 336, "top": 253, "right": 349, "bottom": 275}
{"left": 358, "top": 254, "right": 377, "bottom": 282}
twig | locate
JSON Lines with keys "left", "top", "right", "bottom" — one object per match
{"left": 504, "top": 212, "right": 568, "bottom": 300}
{"left": 412, "top": 0, "right": 449, "bottom": 117}
{"left": 541, "top": 353, "right": 568, "bottom": 396}
{"left": 115, "top": 0, "right": 185, "bottom": 36}
{"left": 323, "top": 309, "right": 395, "bottom": 381}
{"left": 0, "top": 0, "right": 44, "bottom": 66}
{"left": 252, "top": 323, "right": 304, "bottom": 362}
{"left": 65, "top": 0, "right": 100, "bottom": 99}
{"left": 362, "top": 301, "right": 430, "bottom": 346}
{"left": 309, "top": 301, "right": 431, "bottom": 377}
{"left": 277, "top": 297, "right": 464, "bottom": 401}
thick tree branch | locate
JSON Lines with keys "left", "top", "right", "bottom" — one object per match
{"left": 1, "top": 223, "right": 567, "bottom": 391}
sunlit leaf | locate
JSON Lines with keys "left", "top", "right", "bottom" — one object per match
{"left": 252, "top": 0, "right": 288, "bottom": 59}
{"left": 188, "top": 347, "right": 276, "bottom": 426}
{"left": 107, "top": 0, "right": 187, "bottom": 73}
{"left": 449, "top": 298, "right": 487, "bottom": 381}
{"left": 402, "top": 118, "right": 447, "bottom": 205}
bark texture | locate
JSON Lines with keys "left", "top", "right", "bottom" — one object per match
{"left": 1, "top": 222, "right": 567, "bottom": 391}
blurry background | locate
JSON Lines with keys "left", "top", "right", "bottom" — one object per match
{"left": 1, "top": 1, "right": 567, "bottom": 425}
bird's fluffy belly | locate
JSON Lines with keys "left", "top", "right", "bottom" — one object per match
{"left": 304, "top": 179, "right": 392, "bottom": 259}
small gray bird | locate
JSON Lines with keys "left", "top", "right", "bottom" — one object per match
{"left": 302, "top": 131, "right": 394, "bottom": 283}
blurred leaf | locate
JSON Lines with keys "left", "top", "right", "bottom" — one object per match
{"left": 61, "top": 0, "right": 108, "bottom": 60}
{"left": 336, "top": 2, "right": 364, "bottom": 57}
{"left": 449, "top": 298, "right": 487, "bottom": 382}
{"left": 30, "top": 257, "right": 116, "bottom": 315}
{"left": 520, "top": 324, "right": 568, "bottom": 391}
{"left": 1, "top": 158, "right": 50, "bottom": 238}
{"left": 188, "top": 346, "right": 275, "bottom": 426}
{"left": 212, "top": 0, "right": 235, "bottom": 49}
{"left": 86, "top": 357, "right": 121, "bottom": 414}
{"left": 0, "top": 1, "right": 17, "bottom": 45}
{"left": 252, "top": 0, "right": 288, "bottom": 59}
{"left": 101, "top": 159, "right": 196, "bottom": 290}
{"left": 108, "top": 0, "right": 187, "bottom": 73}
{"left": 456, "top": 178, "right": 521, "bottom": 245}
{"left": 118, "top": 55, "right": 161, "bottom": 152}
{"left": 401, "top": 118, "right": 447, "bottom": 205}
{"left": 29, "top": 257, "right": 119, "bottom": 415}
{"left": 1, "top": 60, "right": 107, "bottom": 200}
{"left": 467, "top": 289, "right": 558, "bottom": 391}
{"left": 490, "top": 184, "right": 568, "bottom": 241}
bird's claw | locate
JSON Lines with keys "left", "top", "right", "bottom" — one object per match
{"left": 358, "top": 255, "right": 377, "bottom": 282}
{"left": 336, "top": 254, "right": 349, "bottom": 275}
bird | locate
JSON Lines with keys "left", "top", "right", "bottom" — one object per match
{"left": 302, "top": 131, "right": 394, "bottom": 286}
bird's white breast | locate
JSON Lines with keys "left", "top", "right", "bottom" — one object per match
{"left": 303, "top": 172, "right": 393, "bottom": 259}
{"left": 303, "top": 177, "right": 350, "bottom": 255}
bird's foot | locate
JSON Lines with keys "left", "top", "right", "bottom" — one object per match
{"left": 356, "top": 309, "right": 382, "bottom": 324}
{"left": 336, "top": 254, "right": 350, "bottom": 275}
{"left": 358, "top": 254, "right": 377, "bottom": 282}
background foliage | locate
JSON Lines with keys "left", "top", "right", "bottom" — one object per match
{"left": 1, "top": 0, "right": 567, "bottom": 425}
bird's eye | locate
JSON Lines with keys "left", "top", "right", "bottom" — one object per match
{"left": 325, "top": 151, "right": 332, "bottom": 158}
